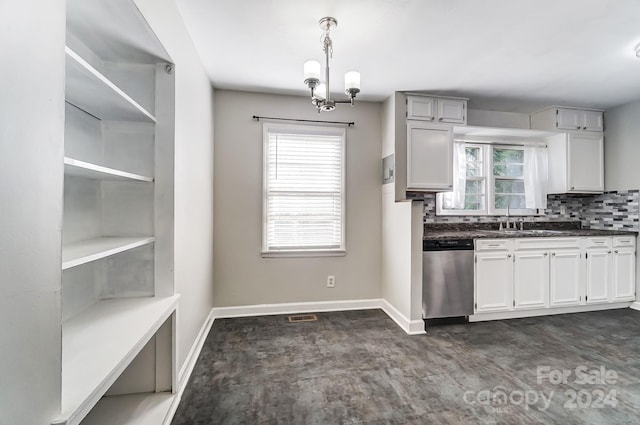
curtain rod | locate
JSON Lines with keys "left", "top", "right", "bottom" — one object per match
{"left": 453, "top": 138, "right": 547, "bottom": 148}
{"left": 252, "top": 115, "right": 354, "bottom": 127}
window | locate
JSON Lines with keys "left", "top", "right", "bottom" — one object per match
{"left": 437, "top": 143, "right": 541, "bottom": 216}
{"left": 262, "top": 124, "right": 345, "bottom": 256}
{"left": 492, "top": 148, "right": 525, "bottom": 211}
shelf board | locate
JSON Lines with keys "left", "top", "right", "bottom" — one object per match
{"left": 65, "top": 47, "right": 156, "bottom": 122}
{"left": 62, "top": 237, "right": 155, "bottom": 270}
{"left": 64, "top": 157, "right": 153, "bottom": 182}
{"left": 67, "top": 0, "right": 171, "bottom": 64}
{"left": 79, "top": 393, "right": 175, "bottom": 425}
{"left": 53, "top": 296, "right": 180, "bottom": 425}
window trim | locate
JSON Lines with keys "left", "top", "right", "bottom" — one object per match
{"left": 261, "top": 123, "right": 346, "bottom": 257}
{"left": 436, "top": 143, "right": 539, "bottom": 216}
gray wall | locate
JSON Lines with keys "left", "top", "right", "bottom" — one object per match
{"left": 213, "top": 90, "right": 382, "bottom": 307}
{"left": 0, "top": 0, "right": 65, "bottom": 422}
{"left": 135, "top": 0, "right": 215, "bottom": 372}
{"left": 604, "top": 100, "right": 640, "bottom": 192}
{"left": 603, "top": 99, "right": 640, "bottom": 303}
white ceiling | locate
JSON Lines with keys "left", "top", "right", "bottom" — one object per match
{"left": 177, "top": 0, "right": 640, "bottom": 113}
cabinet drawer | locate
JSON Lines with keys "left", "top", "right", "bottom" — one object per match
{"left": 585, "top": 237, "right": 612, "bottom": 249}
{"left": 514, "top": 238, "right": 580, "bottom": 250}
{"left": 613, "top": 236, "right": 636, "bottom": 248}
{"left": 475, "top": 239, "right": 512, "bottom": 251}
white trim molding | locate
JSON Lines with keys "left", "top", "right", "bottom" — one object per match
{"left": 212, "top": 298, "right": 382, "bottom": 319}
{"left": 470, "top": 302, "right": 633, "bottom": 322}
{"left": 379, "top": 299, "right": 426, "bottom": 335}
{"left": 630, "top": 302, "right": 640, "bottom": 312}
{"left": 163, "top": 309, "right": 215, "bottom": 425}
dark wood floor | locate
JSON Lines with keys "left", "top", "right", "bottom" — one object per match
{"left": 171, "top": 308, "right": 640, "bottom": 424}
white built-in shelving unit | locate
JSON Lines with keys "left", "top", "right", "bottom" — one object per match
{"left": 53, "top": 0, "right": 177, "bottom": 424}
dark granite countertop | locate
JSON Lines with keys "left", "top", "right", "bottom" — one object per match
{"left": 424, "top": 222, "right": 638, "bottom": 241}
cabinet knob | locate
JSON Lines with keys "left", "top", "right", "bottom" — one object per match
{"left": 552, "top": 253, "right": 556, "bottom": 256}
{"left": 430, "top": 117, "right": 435, "bottom": 121}
{"left": 438, "top": 117, "right": 443, "bottom": 122}
{"left": 608, "top": 251, "right": 612, "bottom": 254}
{"left": 544, "top": 253, "right": 548, "bottom": 256}
{"left": 615, "top": 250, "right": 619, "bottom": 254}
{"left": 576, "top": 126, "right": 581, "bottom": 129}
{"left": 507, "top": 254, "right": 512, "bottom": 258}
{"left": 571, "top": 186, "right": 575, "bottom": 190}
{"left": 583, "top": 127, "right": 587, "bottom": 130}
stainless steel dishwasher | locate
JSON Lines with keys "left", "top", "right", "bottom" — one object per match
{"left": 422, "top": 238, "right": 474, "bottom": 323}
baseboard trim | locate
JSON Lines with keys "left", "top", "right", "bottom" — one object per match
{"left": 470, "top": 302, "right": 633, "bottom": 322}
{"left": 630, "top": 302, "right": 640, "bottom": 312}
{"left": 162, "top": 308, "right": 215, "bottom": 425}
{"left": 379, "top": 299, "right": 426, "bottom": 335}
{"left": 211, "top": 298, "right": 383, "bottom": 319}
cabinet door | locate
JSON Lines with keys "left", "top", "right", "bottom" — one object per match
{"left": 475, "top": 252, "right": 513, "bottom": 313}
{"left": 407, "top": 96, "right": 436, "bottom": 121}
{"left": 582, "top": 110, "right": 604, "bottom": 132}
{"left": 612, "top": 248, "right": 636, "bottom": 301}
{"left": 549, "top": 250, "right": 582, "bottom": 306}
{"left": 513, "top": 251, "right": 549, "bottom": 309}
{"left": 557, "top": 108, "right": 582, "bottom": 131}
{"left": 586, "top": 249, "right": 611, "bottom": 304}
{"left": 567, "top": 132, "right": 604, "bottom": 192}
{"left": 437, "top": 98, "right": 466, "bottom": 124}
{"left": 406, "top": 122, "right": 452, "bottom": 191}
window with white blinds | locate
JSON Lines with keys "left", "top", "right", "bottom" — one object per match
{"left": 262, "top": 124, "right": 345, "bottom": 256}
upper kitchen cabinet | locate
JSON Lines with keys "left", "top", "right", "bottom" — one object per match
{"left": 546, "top": 132, "right": 604, "bottom": 194}
{"left": 407, "top": 95, "right": 468, "bottom": 125}
{"left": 406, "top": 122, "right": 453, "bottom": 191}
{"left": 531, "top": 106, "right": 604, "bottom": 132}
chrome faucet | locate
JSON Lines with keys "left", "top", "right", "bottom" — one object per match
{"left": 505, "top": 205, "right": 511, "bottom": 229}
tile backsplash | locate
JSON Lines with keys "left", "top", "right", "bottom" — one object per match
{"left": 411, "top": 190, "right": 639, "bottom": 231}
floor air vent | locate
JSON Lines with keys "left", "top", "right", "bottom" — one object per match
{"left": 288, "top": 314, "right": 318, "bottom": 323}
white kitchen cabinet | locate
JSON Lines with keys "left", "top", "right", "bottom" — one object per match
{"left": 585, "top": 249, "right": 611, "bottom": 304}
{"left": 612, "top": 247, "right": 636, "bottom": 301}
{"left": 406, "top": 95, "right": 467, "bottom": 125}
{"left": 513, "top": 251, "right": 549, "bottom": 309}
{"left": 546, "top": 132, "right": 604, "bottom": 194}
{"left": 531, "top": 106, "right": 603, "bottom": 132}
{"left": 549, "top": 250, "right": 583, "bottom": 307}
{"left": 475, "top": 252, "right": 514, "bottom": 313}
{"left": 474, "top": 236, "right": 636, "bottom": 321}
{"left": 406, "top": 122, "right": 453, "bottom": 191}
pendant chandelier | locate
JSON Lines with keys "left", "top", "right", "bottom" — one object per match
{"left": 303, "top": 17, "right": 361, "bottom": 113}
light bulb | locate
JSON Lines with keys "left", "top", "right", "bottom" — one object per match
{"left": 303, "top": 59, "right": 321, "bottom": 82}
{"left": 344, "top": 70, "right": 361, "bottom": 91}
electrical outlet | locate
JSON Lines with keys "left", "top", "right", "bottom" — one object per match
{"left": 560, "top": 205, "right": 567, "bottom": 215}
{"left": 327, "top": 275, "right": 335, "bottom": 288}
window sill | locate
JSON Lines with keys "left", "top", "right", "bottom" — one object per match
{"left": 261, "top": 250, "right": 346, "bottom": 258}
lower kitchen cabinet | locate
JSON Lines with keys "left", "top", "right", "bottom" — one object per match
{"left": 474, "top": 236, "right": 636, "bottom": 319}
{"left": 475, "top": 252, "right": 513, "bottom": 312}
{"left": 514, "top": 251, "right": 549, "bottom": 309}
{"left": 612, "top": 247, "right": 636, "bottom": 301}
{"left": 549, "top": 249, "right": 583, "bottom": 307}
{"left": 585, "top": 248, "right": 611, "bottom": 304}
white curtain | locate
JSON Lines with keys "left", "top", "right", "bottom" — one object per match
{"left": 441, "top": 142, "right": 466, "bottom": 209}
{"left": 524, "top": 145, "right": 548, "bottom": 210}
